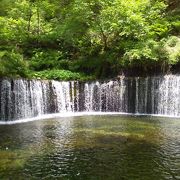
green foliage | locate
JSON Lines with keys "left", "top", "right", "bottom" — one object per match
{"left": 164, "top": 36, "right": 180, "bottom": 64}
{"left": 30, "top": 69, "right": 95, "bottom": 81}
{"left": 122, "top": 36, "right": 180, "bottom": 67}
{"left": 0, "top": 50, "right": 28, "bottom": 77}
{"left": 29, "top": 50, "right": 65, "bottom": 71}
{"left": 123, "top": 40, "right": 163, "bottom": 65}
{"left": 167, "top": 1, "right": 180, "bottom": 35}
{"left": 0, "top": 0, "right": 179, "bottom": 79}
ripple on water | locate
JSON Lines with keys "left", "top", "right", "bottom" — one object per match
{"left": 0, "top": 115, "right": 179, "bottom": 179}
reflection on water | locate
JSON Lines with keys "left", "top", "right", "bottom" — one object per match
{"left": 0, "top": 115, "right": 179, "bottom": 179}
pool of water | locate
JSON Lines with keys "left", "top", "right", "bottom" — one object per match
{"left": 0, "top": 115, "right": 179, "bottom": 179}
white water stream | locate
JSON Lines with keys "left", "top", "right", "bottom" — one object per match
{"left": 1, "top": 75, "right": 180, "bottom": 121}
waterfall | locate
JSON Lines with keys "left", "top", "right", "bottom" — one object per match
{"left": 1, "top": 75, "right": 180, "bottom": 121}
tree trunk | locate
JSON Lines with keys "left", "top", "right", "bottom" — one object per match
{"left": 36, "top": 1, "right": 40, "bottom": 47}
{"left": 98, "top": 24, "right": 108, "bottom": 51}
{"left": 27, "top": 4, "right": 32, "bottom": 33}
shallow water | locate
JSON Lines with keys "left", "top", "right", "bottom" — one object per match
{"left": 0, "top": 115, "right": 179, "bottom": 179}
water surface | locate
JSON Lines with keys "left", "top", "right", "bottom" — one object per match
{"left": 0, "top": 115, "right": 179, "bottom": 179}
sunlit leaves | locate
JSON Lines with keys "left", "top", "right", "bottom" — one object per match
{"left": 0, "top": 0, "right": 179, "bottom": 78}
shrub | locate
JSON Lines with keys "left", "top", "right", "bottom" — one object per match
{"left": 30, "top": 69, "right": 95, "bottom": 81}
{"left": 29, "top": 50, "right": 66, "bottom": 71}
{"left": 164, "top": 36, "right": 180, "bottom": 64}
{"left": 0, "top": 50, "right": 28, "bottom": 77}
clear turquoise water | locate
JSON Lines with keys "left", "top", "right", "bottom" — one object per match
{"left": 0, "top": 115, "right": 179, "bottom": 179}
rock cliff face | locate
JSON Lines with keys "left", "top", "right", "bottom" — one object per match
{"left": 1, "top": 75, "right": 180, "bottom": 121}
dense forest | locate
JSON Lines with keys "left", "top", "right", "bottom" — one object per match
{"left": 0, "top": 0, "right": 179, "bottom": 80}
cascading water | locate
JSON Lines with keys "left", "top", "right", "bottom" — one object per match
{"left": 1, "top": 75, "right": 180, "bottom": 121}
